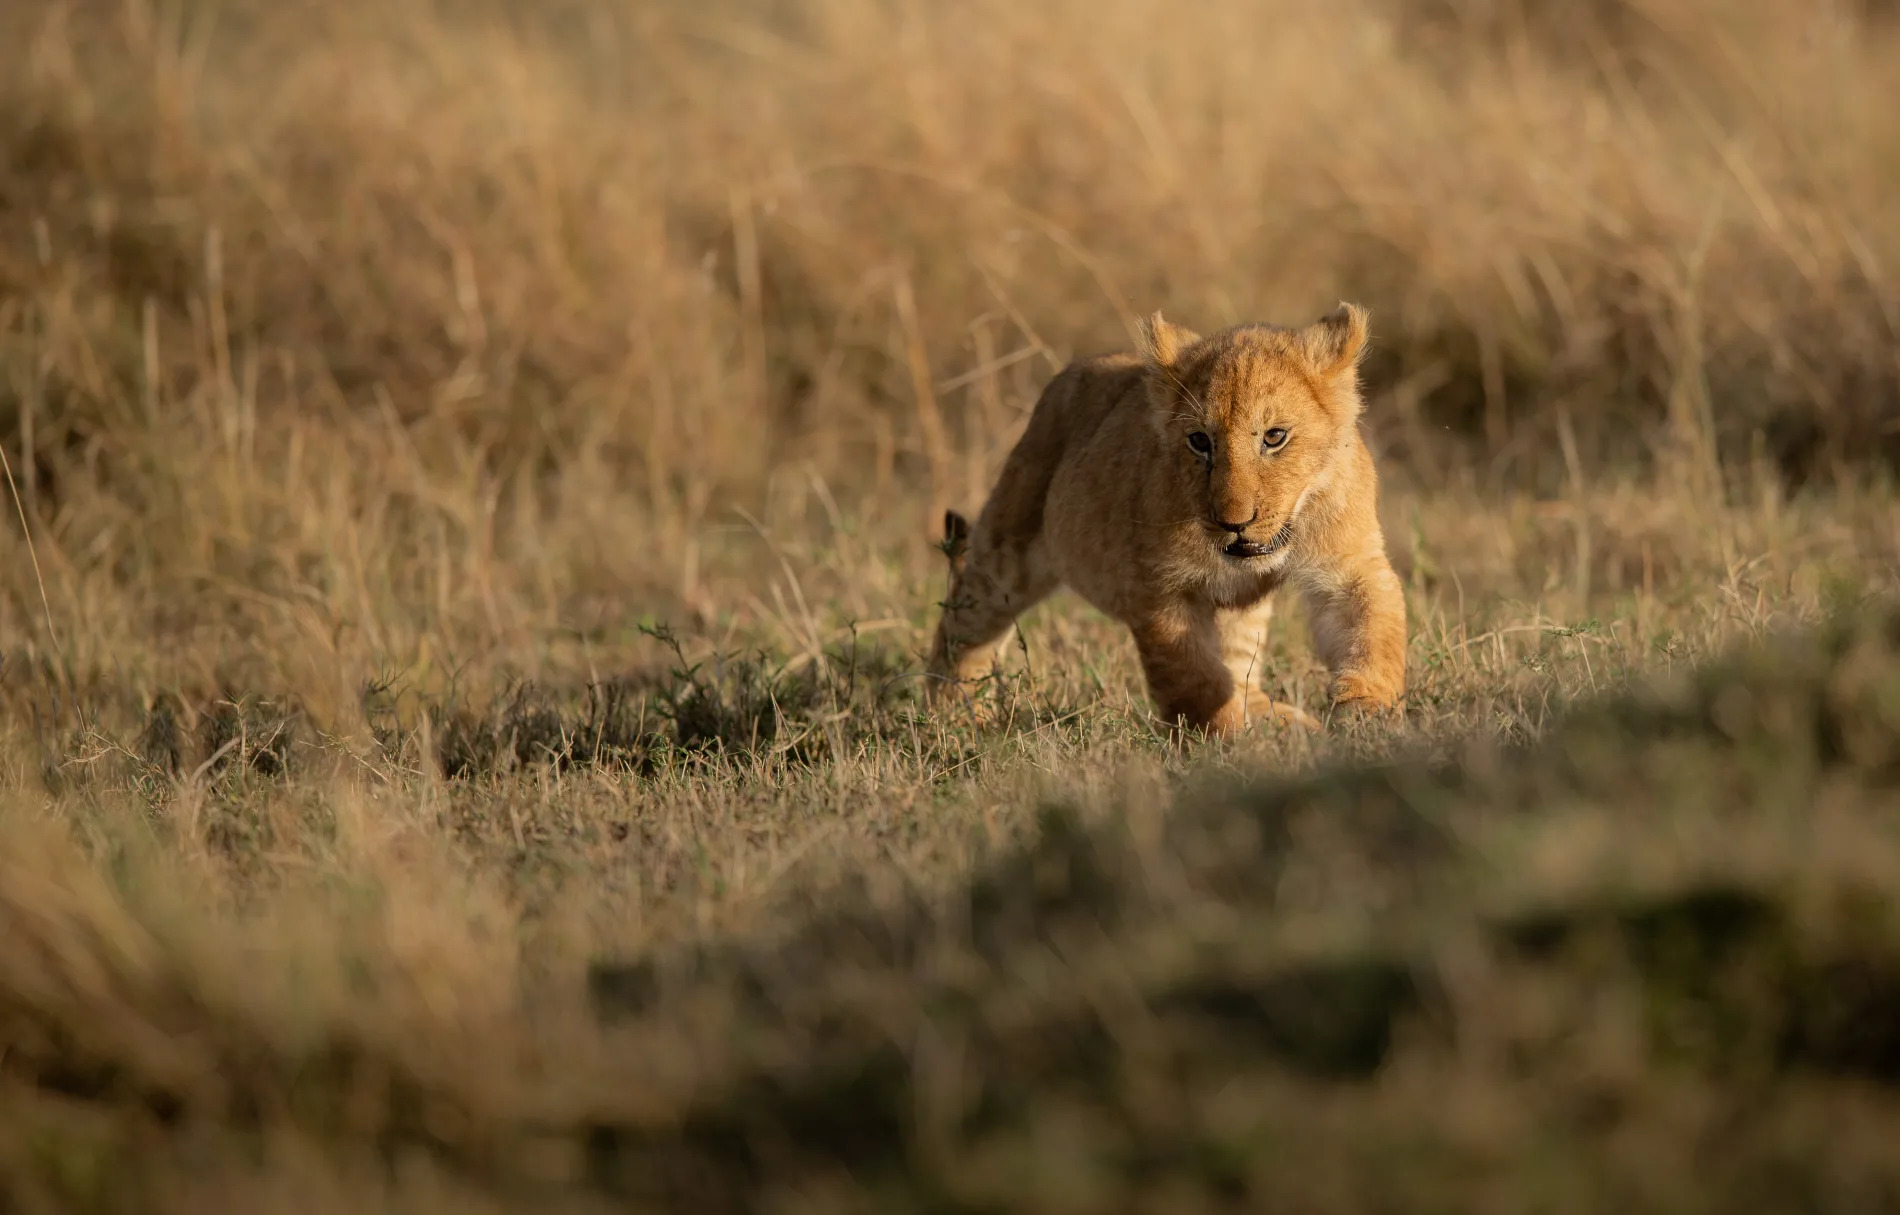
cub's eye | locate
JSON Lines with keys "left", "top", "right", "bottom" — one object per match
{"left": 1263, "top": 427, "right": 1289, "bottom": 450}
{"left": 1186, "top": 431, "right": 1213, "bottom": 455}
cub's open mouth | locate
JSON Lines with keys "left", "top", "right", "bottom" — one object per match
{"left": 1223, "top": 520, "right": 1294, "bottom": 560}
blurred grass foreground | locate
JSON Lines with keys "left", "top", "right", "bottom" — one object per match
{"left": 4, "top": 0, "right": 1900, "bottom": 1211}
{"left": 6, "top": 597, "right": 1900, "bottom": 1210}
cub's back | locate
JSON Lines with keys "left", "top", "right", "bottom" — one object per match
{"left": 971, "top": 352, "right": 1147, "bottom": 540}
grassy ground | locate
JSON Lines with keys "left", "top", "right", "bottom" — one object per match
{"left": 4, "top": 0, "right": 1900, "bottom": 1210}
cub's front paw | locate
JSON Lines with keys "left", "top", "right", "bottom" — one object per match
{"left": 1241, "top": 690, "right": 1322, "bottom": 732}
{"left": 1168, "top": 691, "right": 1320, "bottom": 742}
{"left": 1328, "top": 672, "right": 1404, "bottom": 713}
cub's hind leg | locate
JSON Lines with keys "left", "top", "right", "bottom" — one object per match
{"left": 925, "top": 510, "right": 1057, "bottom": 711}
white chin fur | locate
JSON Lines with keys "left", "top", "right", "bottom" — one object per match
{"left": 1199, "top": 545, "right": 1290, "bottom": 607}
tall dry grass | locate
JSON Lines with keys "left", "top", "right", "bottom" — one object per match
{"left": 3, "top": 0, "right": 1899, "bottom": 710}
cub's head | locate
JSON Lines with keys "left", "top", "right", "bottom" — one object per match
{"left": 1140, "top": 303, "right": 1370, "bottom": 563}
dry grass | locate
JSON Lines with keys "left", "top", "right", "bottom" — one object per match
{"left": 3, "top": 0, "right": 1900, "bottom": 1209}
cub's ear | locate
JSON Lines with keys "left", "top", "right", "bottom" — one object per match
{"left": 1140, "top": 311, "right": 1201, "bottom": 369}
{"left": 1302, "top": 302, "right": 1370, "bottom": 377}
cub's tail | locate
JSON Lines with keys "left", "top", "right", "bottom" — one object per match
{"left": 938, "top": 510, "right": 971, "bottom": 577}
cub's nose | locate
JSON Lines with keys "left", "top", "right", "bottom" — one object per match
{"left": 1214, "top": 511, "right": 1258, "bottom": 534}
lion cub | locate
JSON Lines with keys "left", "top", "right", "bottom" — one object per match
{"left": 926, "top": 304, "right": 1406, "bottom": 736}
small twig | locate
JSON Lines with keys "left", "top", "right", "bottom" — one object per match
{"left": 0, "top": 440, "right": 73, "bottom": 714}
{"left": 187, "top": 735, "right": 245, "bottom": 788}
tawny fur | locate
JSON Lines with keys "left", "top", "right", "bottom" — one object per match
{"left": 926, "top": 303, "right": 1407, "bottom": 738}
